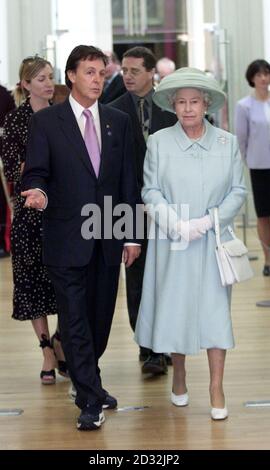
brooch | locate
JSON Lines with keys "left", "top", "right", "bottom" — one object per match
{"left": 217, "top": 135, "right": 227, "bottom": 145}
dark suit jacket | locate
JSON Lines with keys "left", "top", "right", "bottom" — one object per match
{"left": 22, "top": 99, "right": 140, "bottom": 267}
{"left": 110, "top": 91, "right": 177, "bottom": 189}
{"left": 99, "top": 74, "right": 126, "bottom": 104}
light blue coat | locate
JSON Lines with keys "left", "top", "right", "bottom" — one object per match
{"left": 134, "top": 119, "right": 247, "bottom": 355}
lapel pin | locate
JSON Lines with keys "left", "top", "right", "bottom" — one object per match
{"left": 217, "top": 136, "right": 227, "bottom": 145}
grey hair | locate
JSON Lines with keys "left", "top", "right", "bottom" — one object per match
{"left": 169, "top": 88, "right": 213, "bottom": 110}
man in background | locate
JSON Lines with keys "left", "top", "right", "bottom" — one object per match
{"left": 99, "top": 51, "right": 126, "bottom": 104}
{"left": 110, "top": 46, "right": 177, "bottom": 375}
{"left": 156, "top": 57, "right": 176, "bottom": 83}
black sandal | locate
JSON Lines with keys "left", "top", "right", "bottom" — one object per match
{"left": 51, "top": 331, "right": 69, "bottom": 378}
{"left": 39, "top": 334, "right": 56, "bottom": 385}
{"left": 263, "top": 265, "right": 270, "bottom": 276}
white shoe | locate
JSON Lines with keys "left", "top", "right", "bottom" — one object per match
{"left": 171, "top": 392, "right": 189, "bottom": 407}
{"left": 211, "top": 407, "right": 228, "bottom": 420}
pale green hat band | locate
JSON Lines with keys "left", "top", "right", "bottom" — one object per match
{"left": 153, "top": 67, "right": 226, "bottom": 114}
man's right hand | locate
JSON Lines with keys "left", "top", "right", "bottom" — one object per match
{"left": 21, "top": 189, "right": 46, "bottom": 210}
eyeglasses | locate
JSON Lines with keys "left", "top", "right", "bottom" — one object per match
{"left": 121, "top": 67, "right": 144, "bottom": 77}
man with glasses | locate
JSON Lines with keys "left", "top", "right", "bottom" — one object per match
{"left": 110, "top": 47, "right": 177, "bottom": 375}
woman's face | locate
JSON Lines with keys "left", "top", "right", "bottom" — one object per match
{"left": 252, "top": 69, "right": 270, "bottom": 90}
{"left": 23, "top": 64, "right": 54, "bottom": 101}
{"left": 174, "top": 88, "right": 207, "bottom": 132}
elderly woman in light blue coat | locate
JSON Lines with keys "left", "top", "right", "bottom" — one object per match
{"left": 134, "top": 68, "right": 247, "bottom": 420}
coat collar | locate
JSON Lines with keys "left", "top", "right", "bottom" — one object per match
{"left": 172, "top": 118, "right": 216, "bottom": 151}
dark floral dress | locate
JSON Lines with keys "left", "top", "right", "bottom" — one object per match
{"left": 2, "top": 100, "right": 57, "bottom": 320}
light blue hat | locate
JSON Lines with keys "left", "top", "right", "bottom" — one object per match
{"left": 153, "top": 67, "right": 226, "bottom": 114}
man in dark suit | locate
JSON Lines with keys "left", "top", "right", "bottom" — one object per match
{"left": 99, "top": 51, "right": 126, "bottom": 104}
{"left": 110, "top": 47, "right": 177, "bottom": 375}
{"left": 0, "top": 85, "right": 15, "bottom": 257}
{"left": 21, "top": 45, "right": 141, "bottom": 431}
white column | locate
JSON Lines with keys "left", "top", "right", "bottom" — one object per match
{"left": 95, "top": 0, "right": 112, "bottom": 51}
{"left": 0, "top": 0, "right": 9, "bottom": 85}
{"left": 53, "top": 0, "right": 112, "bottom": 83}
{"left": 216, "top": 0, "right": 264, "bottom": 223}
{"left": 263, "top": 0, "right": 270, "bottom": 62}
{"left": 217, "top": 0, "right": 264, "bottom": 131}
{"left": 186, "top": 0, "right": 205, "bottom": 69}
{"left": 6, "top": 0, "right": 53, "bottom": 86}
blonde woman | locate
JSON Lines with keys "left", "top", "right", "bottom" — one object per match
{"left": 2, "top": 56, "right": 67, "bottom": 383}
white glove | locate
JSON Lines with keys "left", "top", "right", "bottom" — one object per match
{"left": 196, "top": 215, "right": 212, "bottom": 232}
{"left": 176, "top": 215, "right": 212, "bottom": 242}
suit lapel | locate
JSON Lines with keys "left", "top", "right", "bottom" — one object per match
{"left": 98, "top": 103, "right": 109, "bottom": 181}
{"left": 57, "top": 99, "right": 96, "bottom": 178}
{"left": 98, "top": 103, "right": 117, "bottom": 182}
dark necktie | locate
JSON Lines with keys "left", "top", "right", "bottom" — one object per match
{"left": 138, "top": 97, "right": 149, "bottom": 142}
{"left": 83, "top": 109, "right": 101, "bottom": 177}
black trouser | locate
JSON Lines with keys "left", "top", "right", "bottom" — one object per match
{"left": 47, "top": 242, "right": 120, "bottom": 410}
{"left": 125, "top": 235, "right": 147, "bottom": 332}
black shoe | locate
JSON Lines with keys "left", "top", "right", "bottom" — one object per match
{"left": 69, "top": 385, "right": 117, "bottom": 410}
{"left": 139, "top": 347, "right": 151, "bottom": 362}
{"left": 77, "top": 405, "right": 105, "bottom": 431}
{"left": 164, "top": 354, "right": 173, "bottom": 366}
{"left": 142, "top": 353, "right": 168, "bottom": 375}
{"left": 263, "top": 265, "right": 270, "bottom": 276}
{"left": 103, "top": 392, "right": 117, "bottom": 410}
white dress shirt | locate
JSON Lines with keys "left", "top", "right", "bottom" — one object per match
{"left": 69, "top": 94, "right": 102, "bottom": 149}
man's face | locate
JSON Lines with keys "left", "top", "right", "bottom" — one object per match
{"left": 104, "top": 55, "right": 119, "bottom": 80}
{"left": 68, "top": 58, "right": 106, "bottom": 107}
{"left": 122, "top": 57, "right": 155, "bottom": 96}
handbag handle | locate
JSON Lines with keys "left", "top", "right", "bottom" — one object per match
{"left": 214, "top": 208, "right": 222, "bottom": 247}
{"left": 214, "top": 208, "right": 236, "bottom": 247}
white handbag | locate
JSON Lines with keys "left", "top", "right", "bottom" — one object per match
{"left": 214, "top": 208, "right": 253, "bottom": 287}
